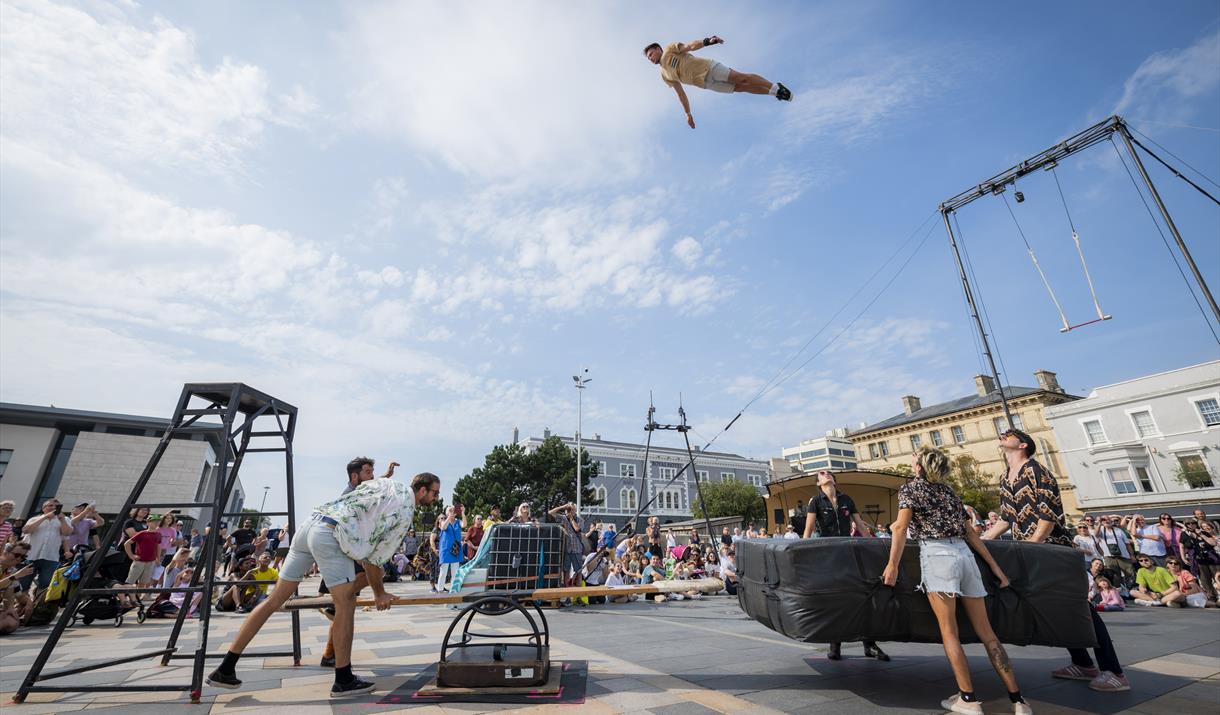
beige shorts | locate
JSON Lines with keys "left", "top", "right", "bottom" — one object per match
{"left": 704, "top": 62, "right": 734, "bottom": 93}
{"left": 127, "top": 559, "right": 156, "bottom": 584}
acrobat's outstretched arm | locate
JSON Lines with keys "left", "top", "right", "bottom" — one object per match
{"left": 669, "top": 82, "right": 696, "bottom": 128}
{"left": 682, "top": 36, "right": 724, "bottom": 53}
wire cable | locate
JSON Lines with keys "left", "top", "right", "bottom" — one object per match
{"left": 1001, "top": 192, "right": 1071, "bottom": 331}
{"left": 1131, "top": 126, "right": 1220, "bottom": 190}
{"left": 1126, "top": 135, "right": 1220, "bottom": 206}
{"left": 953, "top": 211, "right": 1011, "bottom": 388}
{"left": 1110, "top": 137, "right": 1220, "bottom": 346}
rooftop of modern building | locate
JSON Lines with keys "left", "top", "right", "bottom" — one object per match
{"left": 0, "top": 401, "right": 176, "bottom": 428}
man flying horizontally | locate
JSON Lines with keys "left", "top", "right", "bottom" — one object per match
{"left": 643, "top": 35, "right": 791, "bottom": 129}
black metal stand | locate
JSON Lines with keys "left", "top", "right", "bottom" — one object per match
{"left": 624, "top": 396, "right": 715, "bottom": 540}
{"left": 437, "top": 593, "right": 551, "bottom": 688}
{"left": 13, "top": 383, "right": 301, "bottom": 704}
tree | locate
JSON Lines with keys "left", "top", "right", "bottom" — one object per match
{"left": 946, "top": 455, "right": 1000, "bottom": 514}
{"left": 690, "top": 480, "right": 766, "bottom": 527}
{"left": 413, "top": 497, "right": 446, "bottom": 532}
{"left": 240, "top": 508, "right": 270, "bottom": 530}
{"left": 452, "top": 437, "right": 602, "bottom": 518}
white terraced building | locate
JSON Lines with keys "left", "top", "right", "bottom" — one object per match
{"left": 517, "top": 430, "right": 771, "bottom": 527}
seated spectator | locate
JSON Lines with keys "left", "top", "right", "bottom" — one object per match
{"left": 641, "top": 554, "right": 668, "bottom": 602}
{"left": 1094, "top": 578, "right": 1125, "bottom": 612}
{"left": 719, "top": 547, "right": 738, "bottom": 595}
{"left": 1131, "top": 556, "right": 1176, "bottom": 606}
{"left": 783, "top": 524, "right": 799, "bottom": 540}
{"left": 0, "top": 500, "right": 15, "bottom": 547}
{"left": 1, "top": 544, "right": 35, "bottom": 633}
{"left": 161, "top": 548, "right": 193, "bottom": 589}
{"left": 1088, "top": 558, "right": 1122, "bottom": 602}
{"left": 215, "top": 556, "right": 261, "bottom": 612}
{"left": 1165, "top": 558, "right": 1207, "bottom": 608}
{"left": 168, "top": 567, "right": 203, "bottom": 618}
{"left": 391, "top": 548, "right": 409, "bottom": 576}
{"left": 1073, "top": 524, "right": 1104, "bottom": 565}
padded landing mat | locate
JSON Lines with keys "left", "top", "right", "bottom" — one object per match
{"left": 737, "top": 538, "right": 1096, "bottom": 648}
{"left": 378, "top": 660, "right": 587, "bottom": 706}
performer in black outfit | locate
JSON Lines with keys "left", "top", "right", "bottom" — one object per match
{"left": 802, "top": 471, "right": 890, "bottom": 662}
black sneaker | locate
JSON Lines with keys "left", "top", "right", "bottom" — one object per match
{"left": 776, "top": 82, "right": 792, "bottom": 101}
{"left": 205, "top": 669, "right": 241, "bottom": 689}
{"left": 318, "top": 605, "right": 336, "bottom": 622}
{"left": 330, "top": 677, "right": 376, "bottom": 699}
{"left": 320, "top": 655, "right": 335, "bottom": 668}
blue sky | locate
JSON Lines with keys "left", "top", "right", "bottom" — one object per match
{"left": 2, "top": 1, "right": 1218, "bottom": 518}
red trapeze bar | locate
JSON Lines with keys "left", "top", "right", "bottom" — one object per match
{"left": 1059, "top": 315, "right": 1113, "bottom": 333}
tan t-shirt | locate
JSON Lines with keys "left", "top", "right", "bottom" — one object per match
{"left": 659, "top": 42, "right": 713, "bottom": 88}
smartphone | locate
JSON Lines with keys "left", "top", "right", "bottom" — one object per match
{"left": 53, "top": 504, "right": 63, "bottom": 515}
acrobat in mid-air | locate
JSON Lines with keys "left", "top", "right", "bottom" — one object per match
{"left": 644, "top": 35, "right": 790, "bottom": 128}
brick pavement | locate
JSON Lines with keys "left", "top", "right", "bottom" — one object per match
{"left": 2, "top": 578, "right": 1217, "bottom": 714}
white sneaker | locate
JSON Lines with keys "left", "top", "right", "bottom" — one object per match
{"left": 940, "top": 694, "right": 983, "bottom": 715}
{"left": 1013, "top": 700, "right": 1033, "bottom": 715}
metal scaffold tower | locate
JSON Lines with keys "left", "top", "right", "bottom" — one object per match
{"left": 13, "top": 383, "right": 300, "bottom": 704}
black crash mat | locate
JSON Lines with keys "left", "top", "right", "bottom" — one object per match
{"left": 377, "top": 660, "right": 587, "bottom": 706}
{"left": 737, "top": 537, "right": 1096, "bottom": 648}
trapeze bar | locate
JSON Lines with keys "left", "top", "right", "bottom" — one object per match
{"left": 1060, "top": 315, "right": 1113, "bottom": 333}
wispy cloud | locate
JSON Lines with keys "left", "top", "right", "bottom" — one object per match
{"left": 1114, "top": 30, "right": 1220, "bottom": 124}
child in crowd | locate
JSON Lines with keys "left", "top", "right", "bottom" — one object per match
{"left": 1094, "top": 578, "right": 1125, "bottom": 612}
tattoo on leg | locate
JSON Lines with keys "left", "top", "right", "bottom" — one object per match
{"left": 987, "top": 641, "right": 1012, "bottom": 674}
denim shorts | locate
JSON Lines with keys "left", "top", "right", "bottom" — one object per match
{"left": 278, "top": 515, "right": 355, "bottom": 587}
{"left": 704, "top": 62, "right": 734, "bottom": 93}
{"left": 918, "top": 538, "right": 987, "bottom": 598}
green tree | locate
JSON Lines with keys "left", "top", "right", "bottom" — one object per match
{"left": 690, "top": 479, "right": 766, "bottom": 526}
{"left": 946, "top": 455, "right": 1000, "bottom": 514}
{"left": 452, "top": 437, "right": 602, "bottom": 518}
{"left": 240, "top": 508, "right": 270, "bottom": 530}
{"left": 413, "top": 497, "right": 446, "bottom": 532}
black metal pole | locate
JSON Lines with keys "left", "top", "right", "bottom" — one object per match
{"left": 679, "top": 408, "right": 714, "bottom": 541}
{"left": 1116, "top": 122, "right": 1220, "bottom": 325}
{"left": 942, "top": 209, "right": 1013, "bottom": 425}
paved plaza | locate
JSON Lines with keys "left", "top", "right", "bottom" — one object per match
{"left": 2, "top": 578, "right": 1217, "bottom": 715}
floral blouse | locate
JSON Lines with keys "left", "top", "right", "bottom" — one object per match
{"left": 314, "top": 478, "right": 416, "bottom": 565}
{"left": 898, "top": 477, "right": 967, "bottom": 540}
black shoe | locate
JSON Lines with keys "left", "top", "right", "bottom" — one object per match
{"left": 864, "top": 643, "right": 891, "bottom": 662}
{"left": 320, "top": 655, "right": 335, "bottom": 668}
{"left": 330, "top": 677, "right": 376, "bottom": 699}
{"left": 827, "top": 643, "right": 842, "bottom": 660}
{"left": 318, "top": 605, "right": 336, "bottom": 622}
{"left": 776, "top": 82, "right": 792, "bottom": 101}
{"left": 205, "top": 669, "right": 241, "bottom": 689}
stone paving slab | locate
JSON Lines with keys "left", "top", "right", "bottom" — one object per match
{"left": 1, "top": 578, "right": 1217, "bottom": 713}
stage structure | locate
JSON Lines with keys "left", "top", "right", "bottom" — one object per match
{"left": 939, "top": 114, "right": 1220, "bottom": 425}
{"left": 624, "top": 397, "right": 715, "bottom": 541}
{"left": 13, "top": 383, "right": 300, "bottom": 704}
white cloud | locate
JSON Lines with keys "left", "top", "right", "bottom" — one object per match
{"left": 1114, "top": 31, "right": 1220, "bottom": 124}
{"left": 785, "top": 59, "right": 940, "bottom": 144}
{"left": 671, "top": 237, "right": 703, "bottom": 268}
{"left": 339, "top": 2, "right": 668, "bottom": 184}
{"left": 0, "top": 0, "right": 280, "bottom": 175}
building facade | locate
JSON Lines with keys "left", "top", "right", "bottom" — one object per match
{"left": 781, "top": 428, "right": 859, "bottom": 473}
{"left": 517, "top": 431, "right": 770, "bottom": 527}
{"left": 0, "top": 403, "right": 243, "bottom": 525}
{"left": 1044, "top": 361, "right": 1220, "bottom": 517}
{"left": 849, "top": 370, "right": 1083, "bottom": 513}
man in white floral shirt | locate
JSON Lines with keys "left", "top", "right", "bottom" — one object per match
{"left": 208, "top": 470, "right": 441, "bottom": 699}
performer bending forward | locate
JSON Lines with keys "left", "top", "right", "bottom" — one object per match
{"left": 206, "top": 471, "right": 441, "bottom": 698}
{"left": 643, "top": 36, "right": 790, "bottom": 129}
{"left": 883, "top": 448, "right": 1031, "bottom": 715}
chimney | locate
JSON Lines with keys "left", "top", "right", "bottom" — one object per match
{"left": 901, "top": 395, "right": 922, "bottom": 415}
{"left": 974, "top": 374, "right": 996, "bottom": 397}
{"left": 594, "top": 433, "right": 601, "bottom": 441}
{"left": 543, "top": 427, "right": 551, "bottom": 439}
{"left": 1034, "top": 369, "right": 1063, "bottom": 394}
{"left": 512, "top": 426, "right": 519, "bottom": 443}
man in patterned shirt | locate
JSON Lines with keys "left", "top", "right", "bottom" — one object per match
{"left": 207, "top": 470, "right": 441, "bottom": 698}
{"left": 643, "top": 36, "right": 791, "bottom": 129}
{"left": 983, "top": 429, "right": 1130, "bottom": 693}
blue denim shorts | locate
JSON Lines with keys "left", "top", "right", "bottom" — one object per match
{"left": 278, "top": 515, "right": 355, "bottom": 587}
{"left": 918, "top": 538, "right": 987, "bottom": 598}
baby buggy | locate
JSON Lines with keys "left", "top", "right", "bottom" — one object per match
{"left": 66, "top": 550, "right": 144, "bottom": 627}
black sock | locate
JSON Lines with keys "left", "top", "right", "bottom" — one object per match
{"left": 1008, "top": 690, "right": 1025, "bottom": 704}
{"left": 218, "top": 651, "right": 241, "bottom": 675}
{"left": 959, "top": 691, "right": 977, "bottom": 702}
{"left": 335, "top": 664, "right": 354, "bottom": 684}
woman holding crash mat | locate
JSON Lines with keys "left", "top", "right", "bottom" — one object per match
{"left": 882, "top": 448, "right": 1032, "bottom": 715}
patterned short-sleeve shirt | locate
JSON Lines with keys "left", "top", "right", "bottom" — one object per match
{"left": 897, "top": 477, "right": 967, "bottom": 540}
{"left": 314, "top": 478, "right": 416, "bottom": 565}
{"left": 999, "top": 458, "right": 1072, "bottom": 546}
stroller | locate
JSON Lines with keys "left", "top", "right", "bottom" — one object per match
{"left": 67, "top": 549, "right": 144, "bottom": 627}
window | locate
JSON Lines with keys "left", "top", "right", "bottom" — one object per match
{"left": 697, "top": 470, "right": 709, "bottom": 482}
{"left": 841, "top": 448, "right": 855, "bottom": 458}
{"left": 878, "top": 441, "right": 890, "bottom": 457}
{"left": 619, "top": 463, "right": 636, "bottom": 478}
{"left": 0, "top": 449, "right": 11, "bottom": 480}
{"left": 720, "top": 471, "right": 734, "bottom": 481}
{"left": 829, "top": 448, "right": 844, "bottom": 456}
{"left": 952, "top": 426, "right": 965, "bottom": 444}
{"left": 1196, "top": 398, "right": 1220, "bottom": 427}
{"left": 806, "top": 460, "right": 830, "bottom": 470}
{"left": 1012, "top": 414, "right": 1025, "bottom": 431}
{"left": 1177, "top": 454, "right": 1215, "bottom": 489}
{"left": 930, "top": 430, "right": 943, "bottom": 447}
{"left": 868, "top": 443, "right": 880, "bottom": 459}
{"left": 1106, "top": 467, "right": 1138, "bottom": 495}
{"left": 598, "top": 461, "right": 608, "bottom": 476}
{"left": 620, "top": 487, "right": 637, "bottom": 511}
{"left": 993, "top": 414, "right": 1026, "bottom": 435}
{"left": 657, "top": 489, "right": 683, "bottom": 510}
{"left": 35, "top": 431, "right": 79, "bottom": 507}
{"left": 909, "top": 434, "right": 921, "bottom": 450}
{"left": 658, "top": 466, "right": 677, "bottom": 480}
{"left": 830, "top": 460, "right": 845, "bottom": 469}
{"left": 1134, "top": 466, "right": 1155, "bottom": 493}
{"left": 787, "top": 455, "right": 799, "bottom": 463}
{"left": 1130, "top": 410, "right": 1159, "bottom": 439}
{"left": 747, "top": 473, "right": 762, "bottom": 487}
{"left": 1082, "top": 419, "right": 1108, "bottom": 446}
{"left": 843, "top": 461, "right": 857, "bottom": 469}
{"left": 594, "top": 485, "right": 608, "bottom": 504}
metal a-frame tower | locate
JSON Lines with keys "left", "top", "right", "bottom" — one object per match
{"left": 13, "top": 383, "right": 301, "bottom": 704}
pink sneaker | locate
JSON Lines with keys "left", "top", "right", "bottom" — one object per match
{"left": 1051, "top": 664, "right": 1100, "bottom": 681}
{"left": 1088, "top": 671, "right": 1131, "bottom": 692}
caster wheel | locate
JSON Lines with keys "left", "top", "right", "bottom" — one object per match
{"left": 82, "top": 616, "right": 94, "bottom": 625}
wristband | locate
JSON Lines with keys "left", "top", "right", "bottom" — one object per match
{"left": 703, "top": 37, "right": 713, "bottom": 46}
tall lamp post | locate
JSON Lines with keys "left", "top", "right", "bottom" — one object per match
{"left": 572, "top": 370, "right": 591, "bottom": 515}
{"left": 259, "top": 486, "right": 270, "bottom": 512}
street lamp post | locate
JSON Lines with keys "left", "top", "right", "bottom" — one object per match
{"left": 259, "top": 486, "right": 270, "bottom": 513}
{"left": 572, "top": 370, "right": 591, "bottom": 515}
